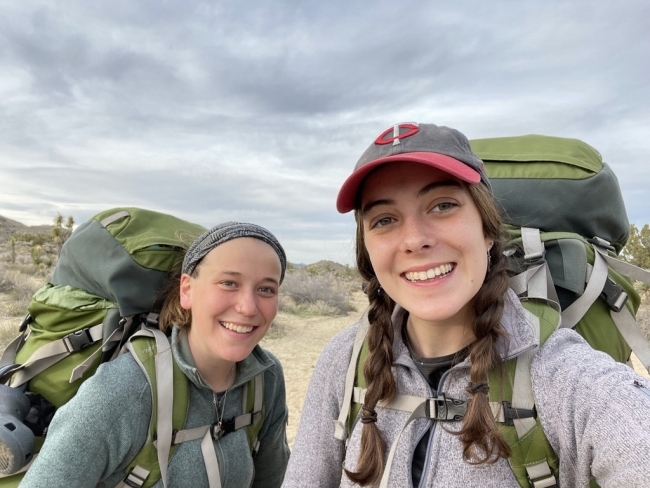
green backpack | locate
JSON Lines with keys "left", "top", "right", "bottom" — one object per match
{"left": 335, "top": 135, "right": 650, "bottom": 488}
{"left": 0, "top": 208, "right": 265, "bottom": 488}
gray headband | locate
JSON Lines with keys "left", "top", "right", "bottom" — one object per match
{"left": 182, "top": 221, "right": 287, "bottom": 283}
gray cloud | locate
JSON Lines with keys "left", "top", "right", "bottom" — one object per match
{"left": 0, "top": 0, "right": 648, "bottom": 264}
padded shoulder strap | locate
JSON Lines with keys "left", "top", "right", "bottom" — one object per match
{"left": 120, "top": 328, "right": 188, "bottom": 488}
{"left": 334, "top": 311, "right": 369, "bottom": 441}
{"left": 489, "top": 300, "right": 561, "bottom": 488}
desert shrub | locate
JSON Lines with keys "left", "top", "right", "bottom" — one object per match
{"left": 1, "top": 267, "right": 45, "bottom": 317}
{"left": 280, "top": 268, "right": 357, "bottom": 316}
{"left": 0, "top": 317, "right": 20, "bottom": 352}
{"left": 0, "top": 267, "right": 15, "bottom": 294}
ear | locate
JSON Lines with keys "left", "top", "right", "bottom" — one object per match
{"left": 179, "top": 273, "right": 193, "bottom": 310}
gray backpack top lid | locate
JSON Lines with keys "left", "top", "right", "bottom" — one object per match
{"left": 470, "top": 134, "right": 629, "bottom": 253}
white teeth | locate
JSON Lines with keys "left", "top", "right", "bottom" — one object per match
{"left": 221, "top": 322, "right": 254, "bottom": 333}
{"left": 405, "top": 264, "right": 453, "bottom": 282}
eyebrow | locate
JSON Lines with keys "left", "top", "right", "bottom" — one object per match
{"left": 221, "top": 271, "right": 279, "bottom": 286}
{"left": 361, "top": 180, "right": 463, "bottom": 214}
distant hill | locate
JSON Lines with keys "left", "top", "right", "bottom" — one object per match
{"left": 0, "top": 215, "right": 52, "bottom": 241}
{"left": 300, "top": 260, "right": 358, "bottom": 280}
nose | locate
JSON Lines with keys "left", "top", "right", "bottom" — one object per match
{"left": 235, "top": 289, "right": 259, "bottom": 317}
{"left": 399, "top": 215, "right": 434, "bottom": 253}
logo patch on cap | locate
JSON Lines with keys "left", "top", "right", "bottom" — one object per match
{"left": 375, "top": 123, "right": 419, "bottom": 146}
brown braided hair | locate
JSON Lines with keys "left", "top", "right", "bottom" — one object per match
{"left": 345, "top": 181, "right": 511, "bottom": 485}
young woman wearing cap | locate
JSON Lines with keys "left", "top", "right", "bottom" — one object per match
{"left": 282, "top": 123, "right": 650, "bottom": 487}
{"left": 20, "top": 223, "right": 290, "bottom": 488}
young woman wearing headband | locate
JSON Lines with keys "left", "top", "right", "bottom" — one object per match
{"left": 283, "top": 123, "right": 650, "bottom": 487}
{"left": 21, "top": 222, "right": 290, "bottom": 487}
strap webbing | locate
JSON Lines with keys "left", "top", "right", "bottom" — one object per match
{"left": 115, "top": 465, "right": 150, "bottom": 488}
{"left": 611, "top": 306, "right": 650, "bottom": 372}
{"left": 70, "top": 327, "right": 124, "bottom": 382}
{"left": 99, "top": 210, "right": 130, "bottom": 227}
{"left": 200, "top": 429, "right": 222, "bottom": 488}
{"left": 560, "top": 243, "right": 609, "bottom": 329}
{"left": 0, "top": 331, "right": 27, "bottom": 368}
{"left": 511, "top": 227, "right": 559, "bottom": 305}
{"left": 526, "top": 461, "right": 558, "bottom": 488}
{"left": 10, "top": 323, "right": 104, "bottom": 387}
{"left": 511, "top": 308, "right": 541, "bottom": 437}
{"left": 334, "top": 311, "right": 369, "bottom": 441}
{"left": 127, "top": 327, "right": 174, "bottom": 488}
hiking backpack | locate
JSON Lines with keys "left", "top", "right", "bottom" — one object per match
{"left": 334, "top": 135, "right": 650, "bottom": 488}
{"left": 0, "top": 208, "right": 265, "bottom": 488}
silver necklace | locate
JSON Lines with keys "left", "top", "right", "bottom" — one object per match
{"left": 212, "top": 363, "right": 236, "bottom": 428}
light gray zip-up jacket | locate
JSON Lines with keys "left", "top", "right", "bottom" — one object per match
{"left": 283, "top": 290, "right": 650, "bottom": 487}
{"left": 20, "top": 328, "right": 290, "bottom": 488}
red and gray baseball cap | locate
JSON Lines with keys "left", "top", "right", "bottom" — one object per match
{"left": 336, "top": 122, "right": 490, "bottom": 213}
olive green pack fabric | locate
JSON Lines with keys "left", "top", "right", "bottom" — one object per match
{"left": 0, "top": 208, "right": 205, "bottom": 486}
{"left": 10, "top": 208, "right": 205, "bottom": 404}
{"left": 469, "top": 134, "right": 629, "bottom": 253}
{"left": 469, "top": 135, "right": 649, "bottom": 366}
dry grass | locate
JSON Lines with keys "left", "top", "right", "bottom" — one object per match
{"left": 279, "top": 267, "right": 360, "bottom": 316}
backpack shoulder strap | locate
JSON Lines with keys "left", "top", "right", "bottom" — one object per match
{"left": 334, "top": 310, "right": 370, "bottom": 441}
{"left": 489, "top": 299, "right": 561, "bottom": 488}
{"left": 118, "top": 328, "right": 188, "bottom": 488}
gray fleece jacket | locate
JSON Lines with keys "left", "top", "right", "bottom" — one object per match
{"left": 20, "top": 328, "right": 290, "bottom": 488}
{"left": 283, "top": 290, "right": 650, "bottom": 487}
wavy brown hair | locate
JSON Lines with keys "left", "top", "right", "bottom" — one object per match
{"left": 345, "top": 181, "right": 511, "bottom": 486}
{"left": 157, "top": 263, "right": 202, "bottom": 334}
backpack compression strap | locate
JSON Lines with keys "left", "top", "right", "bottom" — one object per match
{"left": 511, "top": 227, "right": 650, "bottom": 372}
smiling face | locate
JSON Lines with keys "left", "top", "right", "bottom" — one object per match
{"left": 180, "top": 237, "right": 282, "bottom": 368}
{"left": 359, "top": 161, "right": 492, "bottom": 331}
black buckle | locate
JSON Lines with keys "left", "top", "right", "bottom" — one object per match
{"left": 600, "top": 278, "right": 628, "bottom": 313}
{"left": 502, "top": 401, "right": 536, "bottom": 426}
{"left": 63, "top": 328, "right": 94, "bottom": 352}
{"left": 588, "top": 236, "right": 616, "bottom": 253}
{"left": 19, "top": 313, "right": 33, "bottom": 332}
{"left": 211, "top": 418, "right": 236, "bottom": 439}
{"left": 427, "top": 394, "right": 467, "bottom": 421}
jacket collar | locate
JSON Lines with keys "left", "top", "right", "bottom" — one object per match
{"left": 390, "top": 288, "right": 537, "bottom": 365}
{"left": 171, "top": 327, "right": 274, "bottom": 391}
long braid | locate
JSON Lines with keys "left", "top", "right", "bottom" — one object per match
{"left": 456, "top": 239, "right": 511, "bottom": 462}
{"left": 344, "top": 214, "right": 397, "bottom": 486}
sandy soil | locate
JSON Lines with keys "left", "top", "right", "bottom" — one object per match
{"left": 260, "top": 292, "right": 368, "bottom": 447}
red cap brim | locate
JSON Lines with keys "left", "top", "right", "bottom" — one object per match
{"left": 336, "top": 152, "right": 482, "bottom": 213}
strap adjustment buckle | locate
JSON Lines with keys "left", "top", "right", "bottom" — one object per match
{"left": 600, "top": 277, "right": 628, "bottom": 312}
{"left": 501, "top": 401, "right": 536, "bottom": 426}
{"left": 427, "top": 394, "right": 467, "bottom": 421}
{"left": 211, "top": 418, "right": 236, "bottom": 439}
{"left": 63, "top": 328, "right": 94, "bottom": 352}
{"left": 524, "top": 249, "right": 546, "bottom": 267}
{"left": 588, "top": 236, "right": 615, "bottom": 252}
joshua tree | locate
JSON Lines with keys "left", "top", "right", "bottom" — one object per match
{"left": 52, "top": 213, "right": 75, "bottom": 255}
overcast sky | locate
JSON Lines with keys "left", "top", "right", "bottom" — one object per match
{"left": 1, "top": 1, "right": 648, "bottom": 265}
